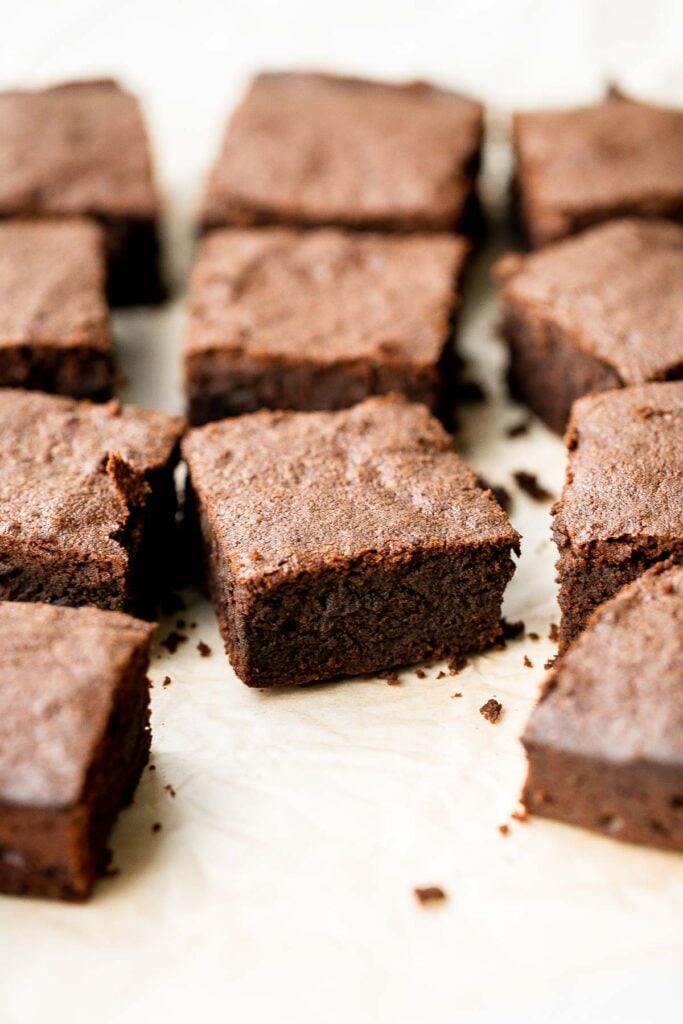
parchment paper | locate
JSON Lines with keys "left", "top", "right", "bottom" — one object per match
{"left": 0, "top": 4, "right": 682, "bottom": 1022}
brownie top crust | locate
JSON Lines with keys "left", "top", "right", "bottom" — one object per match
{"left": 514, "top": 95, "right": 683, "bottom": 241}
{"left": 201, "top": 72, "right": 483, "bottom": 230}
{"left": 0, "top": 601, "right": 154, "bottom": 808}
{"left": 555, "top": 381, "right": 683, "bottom": 546}
{"left": 186, "top": 227, "right": 468, "bottom": 364}
{"left": 183, "top": 395, "right": 519, "bottom": 583}
{"left": 0, "top": 219, "right": 109, "bottom": 351}
{"left": 0, "top": 389, "right": 184, "bottom": 562}
{"left": 523, "top": 563, "right": 683, "bottom": 764}
{"left": 496, "top": 218, "right": 683, "bottom": 384}
{"left": 0, "top": 79, "right": 158, "bottom": 220}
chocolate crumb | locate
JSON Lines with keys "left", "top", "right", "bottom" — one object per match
{"left": 148, "top": 764, "right": 156, "bottom": 771}
{"left": 498, "top": 823, "right": 510, "bottom": 836}
{"left": 416, "top": 668, "right": 426, "bottom": 679}
{"left": 512, "top": 807, "right": 529, "bottom": 823}
{"left": 544, "top": 656, "right": 558, "bottom": 670}
{"left": 414, "top": 885, "right": 447, "bottom": 905}
{"left": 451, "top": 692, "right": 462, "bottom": 699}
{"left": 523, "top": 655, "right": 533, "bottom": 668}
{"left": 162, "top": 675, "right": 171, "bottom": 688}
{"left": 197, "top": 641, "right": 212, "bottom": 657}
{"left": 161, "top": 631, "right": 188, "bottom": 654}
{"left": 165, "top": 784, "right": 176, "bottom": 798}
{"left": 385, "top": 672, "right": 400, "bottom": 686}
{"left": 502, "top": 618, "right": 525, "bottom": 640}
{"left": 548, "top": 622, "right": 559, "bottom": 642}
{"left": 480, "top": 698, "right": 502, "bottom": 723}
{"left": 151, "top": 822, "right": 162, "bottom": 833}
{"left": 436, "top": 670, "right": 446, "bottom": 680}
{"left": 176, "top": 618, "right": 186, "bottom": 629}
{"left": 448, "top": 653, "right": 467, "bottom": 675}
{"left": 506, "top": 418, "right": 531, "bottom": 438}
{"left": 528, "top": 632, "right": 540, "bottom": 641}
{"left": 513, "top": 470, "right": 553, "bottom": 502}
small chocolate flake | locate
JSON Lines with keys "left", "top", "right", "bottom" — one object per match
{"left": 161, "top": 631, "right": 188, "bottom": 654}
{"left": 148, "top": 764, "right": 156, "bottom": 771}
{"left": 548, "top": 622, "right": 559, "bottom": 642}
{"left": 416, "top": 668, "right": 426, "bottom": 679}
{"left": 498, "top": 823, "right": 510, "bottom": 836}
{"left": 506, "top": 418, "right": 531, "bottom": 438}
{"left": 165, "top": 784, "right": 176, "bottom": 798}
{"left": 451, "top": 692, "right": 462, "bottom": 699}
{"left": 523, "top": 655, "right": 533, "bottom": 668}
{"left": 528, "top": 632, "right": 540, "bottom": 641}
{"left": 480, "top": 698, "right": 502, "bottom": 723}
{"left": 197, "top": 641, "right": 212, "bottom": 657}
{"left": 162, "top": 675, "right": 172, "bottom": 688}
{"left": 436, "top": 670, "right": 446, "bottom": 680}
{"left": 513, "top": 470, "right": 553, "bottom": 502}
{"left": 385, "top": 672, "right": 400, "bottom": 686}
{"left": 151, "top": 822, "right": 162, "bottom": 833}
{"left": 414, "top": 886, "right": 447, "bottom": 905}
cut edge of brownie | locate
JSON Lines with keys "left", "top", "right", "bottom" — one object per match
{"left": 0, "top": 624, "right": 153, "bottom": 900}
{"left": 0, "top": 343, "right": 113, "bottom": 402}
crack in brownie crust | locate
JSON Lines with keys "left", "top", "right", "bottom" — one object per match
{"left": 183, "top": 396, "right": 519, "bottom": 687}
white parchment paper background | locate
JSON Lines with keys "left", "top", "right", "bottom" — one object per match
{"left": 0, "top": 3, "right": 682, "bottom": 1022}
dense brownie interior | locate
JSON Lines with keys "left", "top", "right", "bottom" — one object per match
{"left": 523, "top": 563, "right": 683, "bottom": 851}
{"left": 183, "top": 396, "right": 519, "bottom": 687}
{"left": 185, "top": 227, "right": 468, "bottom": 424}
{"left": 201, "top": 72, "right": 483, "bottom": 233}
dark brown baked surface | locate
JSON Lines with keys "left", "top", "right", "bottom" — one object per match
{"left": 522, "top": 562, "right": 683, "bottom": 851}
{"left": 0, "top": 601, "right": 154, "bottom": 899}
{"left": 0, "top": 219, "right": 112, "bottom": 399}
{"left": 514, "top": 94, "right": 683, "bottom": 247}
{"left": 553, "top": 381, "right": 683, "bottom": 648}
{"left": 200, "top": 72, "right": 483, "bottom": 234}
{"left": 0, "top": 389, "right": 184, "bottom": 615}
{"left": 183, "top": 395, "right": 519, "bottom": 687}
{"left": 184, "top": 227, "right": 468, "bottom": 424}
{"left": 0, "top": 79, "right": 163, "bottom": 304}
{"left": 496, "top": 218, "right": 683, "bottom": 432}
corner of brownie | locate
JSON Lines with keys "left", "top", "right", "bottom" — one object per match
{"left": 183, "top": 395, "right": 519, "bottom": 687}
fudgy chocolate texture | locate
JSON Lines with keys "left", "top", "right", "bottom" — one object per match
{"left": 553, "top": 382, "right": 683, "bottom": 649}
{"left": 183, "top": 396, "right": 519, "bottom": 687}
{"left": 0, "top": 390, "right": 184, "bottom": 616}
{"left": 513, "top": 94, "right": 683, "bottom": 247}
{"left": 0, "top": 602, "right": 154, "bottom": 900}
{"left": 523, "top": 563, "right": 683, "bottom": 851}
{"left": 200, "top": 72, "right": 483, "bottom": 234}
{"left": 0, "top": 79, "right": 163, "bottom": 305}
{"left": 496, "top": 218, "right": 683, "bottom": 433}
{"left": 0, "top": 219, "right": 112, "bottom": 399}
{"left": 184, "top": 227, "right": 468, "bottom": 424}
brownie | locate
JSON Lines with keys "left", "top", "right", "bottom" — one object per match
{"left": 495, "top": 218, "right": 683, "bottom": 433}
{"left": 513, "top": 92, "right": 683, "bottom": 247}
{"left": 0, "top": 389, "right": 184, "bottom": 615}
{"left": 200, "top": 72, "right": 483, "bottom": 235}
{"left": 522, "top": 563, "right": 683, "bottom": 851}
{"left": 0, "top": 79, "right": 163, "bottom": 305}
{"left": 183, "top": 396, "right": 519, "bottom": 687}
{"left": 184, "top": 227, "right": 468, "bottom": 425}
{"left": 0, "top": 219, "right": 113, "bottom": 400}
{"left": 553, "top": 382, "right": 683, "bottom": 650}
{"left": 0, "top": 601, "right": 154, "bottom": 899}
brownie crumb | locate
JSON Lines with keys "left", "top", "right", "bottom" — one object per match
{"left": 451, "top": 692, "right": 462, "bottom": 699}
{"left": 502, "top": 618, "right": 525, "bottom": 640}
{"left": 197, "top": 641, "right": 212, "bottom": 657}
{"left": 548, "top": 622, "right": 559, "bottom": 642}
{"left": 161, "top": 631, "right": 188, "bottom": 654}
{"left": 523, "top": 655, "right": 533, "bottom": 668}
{"left": 528, "top": 632, "right": 540, "bottom": 641}
{"left": 511, "top": 806, "right": 529, "bottom": 823}
{"left": 480, "top": 697, "right": 502, "bottom": 723}
{"left": 151, "top": 822, "right": 162, "bottom": 833}
{"left": 148, "top": 764, "right": 156, "bottom": 772}
{"left": 414, "top": 885, "right": 447, "bottom": 905}
{"left": 498, "top": 823, "right": 510, "bottom": 836}
{"left": 506, "top": 418, "right": 531, "bottom": 438}
{"left": 513, "top": 470, "right": 553, "bottom": 502}
{"left": 165, "top": 784, "right": 176, "bottom": 798}
{"left": 436, "top": 670, "right": 446, "bottom": 680}
{"left": 385, "top": 672, "right": 400, "bottom": 686}
{"left": 416, "top": 668, "right": 426, "bottom": 679}
{"left": 162, "top": 675, "right": 171, "bottom": 687}
{"left": 544, "top": 656, "right": 558, "bottom": 670}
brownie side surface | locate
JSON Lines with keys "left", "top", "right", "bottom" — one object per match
{"left": 553, "top": 382, "right": 683, "bottom": 648}
{"left": 0, "top": 390, "right": 184, "bottom": 616}
{"left": 200, "top": 72, "right": 483, "bottom": 234}
{"left": 184, "top": 227, "right": 468, "bottom": 424}
{"left": 496, "top": 219, "right": 683, "bottom": 432}
{"left": 183, "top": 396, "right": 519, "bottom": 686}
{"left": 0, "top": 79, "right": 163, "bottom": 305}
{"left": 0, "top": 219, "right": 113, "bottom": 399}
{"left": 522, "top": 563, "right": 683, "bottom": 850}
{"left": 0, "top": 602, "right": 154, "bottom": 899}
{"left": 513, "top": 95, "right": 683, "bottom": 247}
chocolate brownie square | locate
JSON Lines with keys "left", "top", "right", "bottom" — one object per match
{"left": 200, "top": 72, "right": 483, "bottom": 234}
{"left": 184, "top": 227, "right": 468, "bottom": 424}
{"left": 183, "top": 396, "right": 519, "bottom": 687}
{"left": 0, "top": 389, "right": 184, "bottom": 615}
{"left": 553, "top": 381, "right": 683, "bottom": 650}
{"left": 513, "top": 92, "right": 683, "bottom": 247}
{"left": 0, "top": 219, "right": 113, "bottom": 399}
{"left": 522, "top": 563, "right": 683, "bottom": 851}
{"left": 0, "top": 602, "right": 154, "bottom": 899}
{"left": 0, "top": 79, "right": 163, "bottom": 305}
{"left": 495, "top": 218, "right": 683, "bottom": 433}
